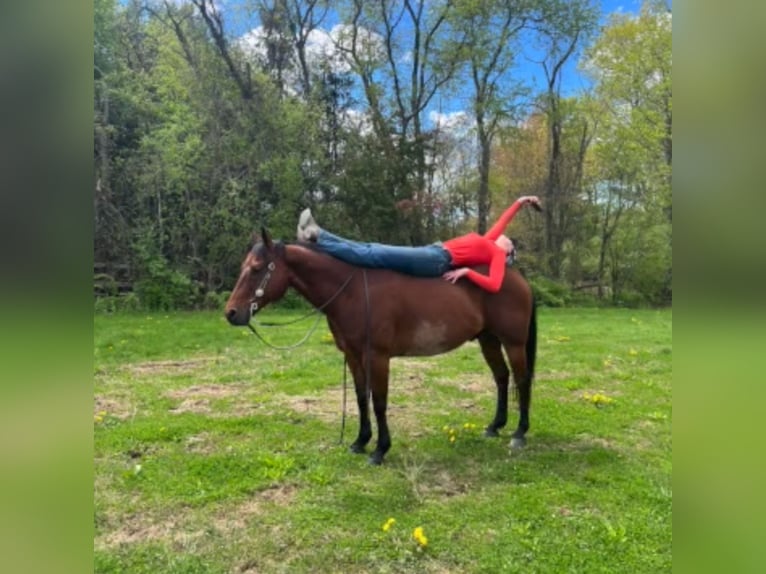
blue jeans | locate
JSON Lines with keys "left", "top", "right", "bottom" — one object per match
{"left": 316, "top": 229, "right": 453, "bottom": 277}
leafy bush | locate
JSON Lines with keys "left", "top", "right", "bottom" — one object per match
{"left": 528, "top": 276, "right": 571, "bottom": 307}
{"left": 94, "top": 293, "right": 142, "bottom": 313}
{"left": 202, "top": 290, "right": 230, "bottom": 311}
{"left": 94, "top": 273, "right": 118, "bottom": 297}
{"left": 133, "top": 237, "right": 200, "bottom": 310}
{"left": 272, "top": 288, "right": 312, "bottom": 310}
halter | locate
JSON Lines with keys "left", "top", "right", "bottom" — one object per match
{"left": 245, "top": 257, "right": 356, "bottom": 350}
{"left": 249, "top": 261, "right": 276, "bottom": 316}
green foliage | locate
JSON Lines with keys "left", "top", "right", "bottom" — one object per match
{"left": 133, "top": 238, "right": 199, "bottom": 311}
{"left": 529, "top": 275, "right": 571, "bottom": 307}
{"left": 201, "top": 291, "right": 230, "bottom": 311}
{"left": 94, "top": 293, "right": 142, "bottom": 314}
{"left": 93, "top": 0, "right": 671, "bottom": 309}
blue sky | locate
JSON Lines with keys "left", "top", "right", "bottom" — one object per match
{"left": 151, "top": 1, "right": 666, "bottom": 121}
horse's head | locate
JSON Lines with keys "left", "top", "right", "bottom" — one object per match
{"left": 225, "top": 228, "right": 290, "bottom": 326}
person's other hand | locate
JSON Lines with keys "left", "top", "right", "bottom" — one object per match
{"left": 443, "top": 267, "right": 470, "bottom": 284}
{"left": 517, "top": 195, "right": 541, "bottom": 210}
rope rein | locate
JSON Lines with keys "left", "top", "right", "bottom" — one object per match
{"left": 246, "top": 272, "right": 355, "bottom": 350}
{"left": 338, "top": 269, "right": 370, "bottom": 445}
{"left": 242, "top": 258, "right": 369, "bottom": 446}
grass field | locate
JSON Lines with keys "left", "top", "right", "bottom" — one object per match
{"left": 94, "top": 307, "right": 672, "bottom": 573}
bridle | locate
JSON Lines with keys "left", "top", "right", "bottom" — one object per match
{"left": 249, "top": 261, "right": 276, "bottom": 316}
{"left": 244, "top": 255, "right": 356, "bottom": 350}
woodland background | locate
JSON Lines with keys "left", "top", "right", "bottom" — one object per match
{"left": 93, "top": 0, "right": 671, "bottom": 310}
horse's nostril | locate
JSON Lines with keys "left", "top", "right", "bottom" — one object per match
{"left": 225, "top": 308, "right": 237, "bottom": 322}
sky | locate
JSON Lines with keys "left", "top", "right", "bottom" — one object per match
{"left": 151, "top": 0, "right": 668, "bottom": 125}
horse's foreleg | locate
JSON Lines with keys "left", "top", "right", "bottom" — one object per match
{"left": 505, "top": 343, "right": 531, "bottom": 449}
{"left": 478, "top": 333, "right": 510, "bottom": 437}
{"left": 368, "top": 356, "right": 391, "bottom": 466}
{"left": 346, "top": 353, "right": 372, "bottom": 454}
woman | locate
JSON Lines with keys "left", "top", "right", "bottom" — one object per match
{"left": 297, "top": 195, "right": 541, "bottom": 293}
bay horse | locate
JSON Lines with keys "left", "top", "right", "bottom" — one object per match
{"left": 225, "top": 229, "right": 537, "bottom": 465}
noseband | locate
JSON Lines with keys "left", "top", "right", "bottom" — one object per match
{"left": 250, "top": 261, "right": 276, "bottom": 316}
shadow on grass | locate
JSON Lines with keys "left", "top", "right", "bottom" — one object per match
{"left": 377, "top": 428, "right": 626, "bottom": 490}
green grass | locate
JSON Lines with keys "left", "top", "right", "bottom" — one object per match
{"left": 94, "top": 307, "right": 672, "bottom": 573}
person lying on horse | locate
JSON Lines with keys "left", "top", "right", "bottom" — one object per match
{"left": 296, "top": 195, "right": 541, "bottom": 293}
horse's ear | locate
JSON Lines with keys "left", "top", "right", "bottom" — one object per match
{"left": 261, "top": 227, "right": 273, "bottom": 249}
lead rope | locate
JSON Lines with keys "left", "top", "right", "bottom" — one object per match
{"left": 339, "top": 357, "right": 348, "bottom": 444}
{"left": 247, "top": 272, "right": 355, "bottom": 350}
{"left": 363, "top": 269, "right": 371, "bottom": 402}
{"left": 338, "top": 269, "right": 371, "bottom": 445}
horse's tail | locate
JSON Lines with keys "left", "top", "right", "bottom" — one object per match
{"left": 526, "top": 296, "right": 537, "bottom": 380}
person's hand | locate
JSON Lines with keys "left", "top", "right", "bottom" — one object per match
{"left": 517, "top": 195, "right": 541, "bottom": 210}
{"left": 443, "top": 267, "right": 470, "bottom": 284}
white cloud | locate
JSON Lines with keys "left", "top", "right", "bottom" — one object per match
{"left": 237, "top": 23, "right": 385, "bottom": 77}
{"left": 329, "top": 24, "right": 385, "bottom": 65}
{"left": 238, "top": 26, "right": 269, "bottom": 63}
{"left": 340, "top": 108, "right": 373, "bottom": 136}
{"left": 429, "top": 110, "right": 472, "bottom": 133}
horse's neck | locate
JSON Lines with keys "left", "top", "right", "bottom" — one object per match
{"left": 285, "top": 245, "right": 354, "bottom": 311}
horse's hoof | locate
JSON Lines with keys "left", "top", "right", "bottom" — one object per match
{"left": 349, "top": 443, "right": 366, "bottom": 454}
{"left": 368, "top": 453, "right": 384, "bottom": 465}
{"left": 484, "top": 428, "right": 500, "bottom": 438}
{"left": 509, "top": 436, "right": 526, "bottom": 450}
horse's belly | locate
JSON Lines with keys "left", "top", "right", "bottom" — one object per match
{"left": 397, "top": 320, "right": 468, "bottom": 357}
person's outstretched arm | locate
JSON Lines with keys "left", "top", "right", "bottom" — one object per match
{"left": 484, "top": 195, "right": 541, "bottom": 240}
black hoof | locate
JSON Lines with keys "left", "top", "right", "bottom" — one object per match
{"left": 510, "top": 436, "right": 526, "bottom": 449}
{"left": 349, "top": 443, "right": 366, "bottom": 454}
{"left": 368, "top": 452, "right": 384, "bottom": 465}
{"left": 484, "top": 427, "right": 500, "bottom": 438}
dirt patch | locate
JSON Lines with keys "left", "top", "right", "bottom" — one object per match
{"left": 536, "top": 371, "right": 580, "bottom": 382}
{"left": 94, "top": 395, "right": 134, "bottom": 420}
{"left": 419, "top": 469, "right": 471, "bottom": 499}
{"left": 276, "top": 389, "right": 345, "bottom": 423}
{"left": 213, "top": 485, "right": 298, "bottom": 534}
{"left": 128, "top": 358, "right": 216, "bottom": 376}
{"left": 165, "top": 383, "right": 250, "bottom": 415}
{"left": 96, "top": 513, "right": 204, "bottom": 550}
{"left": 96, "top": 485, "right": 298, "bottom": 550}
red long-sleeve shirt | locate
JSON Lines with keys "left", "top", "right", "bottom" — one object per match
{"left": 442, "top": 201, "right": 524, "bottom": 292}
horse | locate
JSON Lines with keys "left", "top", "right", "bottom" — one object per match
{"left": 225, "top": 228, "right": 537, "bottom": 465}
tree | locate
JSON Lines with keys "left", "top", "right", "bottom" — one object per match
{"left": 536, "top": 0, "right": 597, "bottom": 278}
{"left": 584, "top": 0, "right": 672, "bottom": 303}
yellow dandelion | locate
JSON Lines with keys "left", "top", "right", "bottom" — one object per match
{"left": 382, "top": 518, "right": 396, "bottom": 532}
{"left": 442, "top": 425, "right": 450, "bottom": 432}
{"left": 449, "top": 435, "right": 456, "bottom": 443}
{"left": 413, "top": 526, "right": 428, "bottom": 547}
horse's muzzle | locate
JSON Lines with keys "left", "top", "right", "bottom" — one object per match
{"left": 225, "top": 307, "right": 250, "bottom": 326}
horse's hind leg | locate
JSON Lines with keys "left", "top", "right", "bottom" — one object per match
{"left": 346, "top": 353, "right": 373, "bottom": 454}
{"left": 478, "top": 332, "right": 510, "bottom": 437}
{"left": 504, "top": 342, "right": 531, "bottom": 449}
